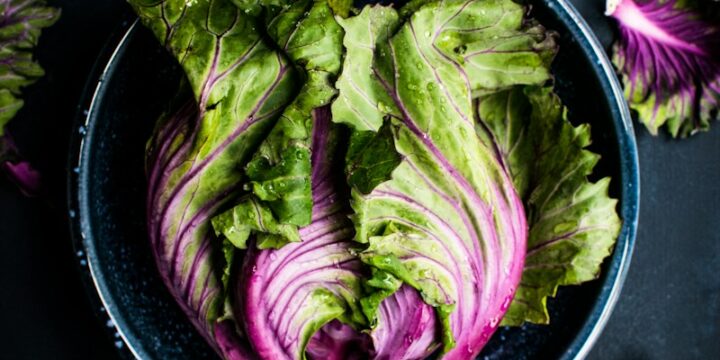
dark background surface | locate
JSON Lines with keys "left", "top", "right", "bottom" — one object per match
{"left": 0, "top": 0, "right": 717, "bottom": 359}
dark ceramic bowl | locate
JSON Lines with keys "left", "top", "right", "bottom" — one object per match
{"left": 68, "top": 1, "right": 639, "bottom": 359}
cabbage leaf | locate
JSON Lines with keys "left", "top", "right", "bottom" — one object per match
{"left": 332, "top": 1, "right": 557, "bottom": 356}
{"left": 224, "top": 107, "right": 369, "bottom": 359}
{"left": 0, "top": 0, "right": 59, "bottom": 128}
{"left": 134, "top": 0, "right": 296, "bottom": 356}
{"left": 215, "top": 0, "right": 345, "bottom": 250}
{"left": 306, "top": 320, "right": 371, "bottom": 360}
{"left": 608, "top": 0, "right": 720, "bottom": 137}
{"left": 135, "top": 0, "right": 624, "bottom": 358}
{"left": 209, "top": 4, "right": 365, "bottom": 358}
{"left": 475, "top": 86, "right": 621, "bottom": 325}
{"left": 0, "top": 0, "right": 59, "bottom": 195}
{"left": 369, "top": 284, "right": 440, "bottom": 359}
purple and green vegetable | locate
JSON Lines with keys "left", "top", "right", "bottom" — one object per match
{"left": 607, "top": 0, "right": 720, "bottom": 137}
{"left": 0, "top": 0, "right": 59, "bottom": 196}
{"left": 131, "top": 0, "right": 621, "bottom": 359}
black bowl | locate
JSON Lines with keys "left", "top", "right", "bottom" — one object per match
{"left": 68, "top": 1, "right": 639, "bottom": 359}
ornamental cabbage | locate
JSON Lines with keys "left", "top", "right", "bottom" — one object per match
{"left": 0, "top": 0, "right": 59, "bottom": 195}
{"left": 134, "top": 0, "right": 296, "bottom": 356}
{"left": 133, "top": 0, "right": 622, "bottom": 359}
{"left": 475, "top": 85, "right": 621, "bottom": 325}
{"left": 332, "top": 2, "right": 552, "bottom": 356}
{"left": 607, "top": 0, "right": 720, "bottom": 137}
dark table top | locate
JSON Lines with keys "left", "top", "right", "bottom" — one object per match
{"left": 0, "top": 0, "right": 718, "bottom": 359}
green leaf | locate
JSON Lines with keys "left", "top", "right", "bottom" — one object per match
{"left": 233, "top": 106, "right": 369, "bottom": 359}
{"left": 328, "top": 0, "right": 353, "bottom": 17}
{"left": 214, "top": 237, "right": 238, "bottom": 323}
{"left": 345, "top": 122, "right": 402, "bottom": 195}
{"left": 331, "top": 5, "right": 400, "bottom": 132}
{"left": 0, "top": 1, "right": 59, "bottom": 197}
{"left": 0, "top": 1, "right": 60, "bottom": 134}
{"left": 0, "top": 90, "right": 24, "bottom": 133}
{"left": 213, "top": 0, "right": 345, "bottom": 249}
{"left": 229, "top": 0, "right": 289, "bottom": 16}
{"left": 211, "top": 196, "right": 302, "bottom": 250}
{"left": 133, "top": 0, "right": 297, "bottom": 348}
{"left": 335, "top": 1, "right": 555, "bottom": 356}
{"left": 359, "top": 268, "right": 403, "bottom": 326}
{"left": 220, "top": 238, "right": 236, "bottom": 289}
{"left": 476, "top": 86, "right": 621, "bottom": 325}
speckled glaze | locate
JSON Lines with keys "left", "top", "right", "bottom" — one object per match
{"left": 67, "top": 1, "right": 639, "bottom": 359}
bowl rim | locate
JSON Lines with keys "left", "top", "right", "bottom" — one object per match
{"left": 543, "top": 1, "right": 640, "bottom": 359}
{"left": 67, "top": 1, "right": 640, "bottom": 359}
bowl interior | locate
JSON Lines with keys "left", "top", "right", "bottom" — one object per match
{"left": 70, "top": 2, "right": 637, "bottom": 359}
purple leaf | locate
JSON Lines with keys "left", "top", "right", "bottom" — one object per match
{"left": 0, "top": 1, "right": 58, "bottom": 196}
{"left": 306, "top": 321, "right": 371, "bottom": 360}
{"left": 608, "top": 0, "right": 720, "bottom": 137}
{"left": 369, "top": 285, "right": 439, "bottom": 360}
{"left": 2, "top": 159, "right": 41, "bottom": 197}
{"left": 229, "top": 107, "right": 368, "bottom": 359}
{"left": 0, "top": 133, "right": 41, "bottom": 197}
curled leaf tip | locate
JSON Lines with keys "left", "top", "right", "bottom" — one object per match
{"left": 2, "top": 160, "right": 42, "bottom": 197}
{"left": 1, "top": 134, "right": 42, "bottom": 197}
